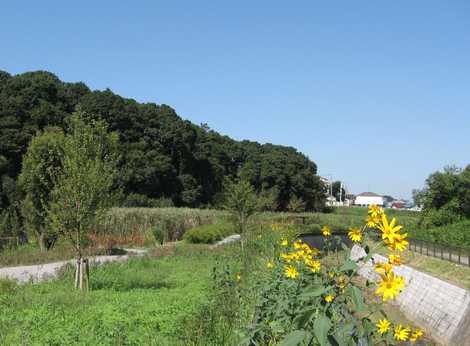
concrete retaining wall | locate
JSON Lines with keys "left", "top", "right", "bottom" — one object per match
{"left": 351, "top": 245, "right": 470, "bottom": 346}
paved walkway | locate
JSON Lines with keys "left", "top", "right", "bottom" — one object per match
{"left": 0, "top": 248, "right": 147, "bottom": 284}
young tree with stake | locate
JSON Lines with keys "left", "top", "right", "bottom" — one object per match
{"left": 48, "top": 112, "right": 118, "bottom": 290}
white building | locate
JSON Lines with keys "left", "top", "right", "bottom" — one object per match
{"left": 354, "top": 192, "right": 384, "bottom": 206}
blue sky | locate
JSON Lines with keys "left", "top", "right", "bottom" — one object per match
{"left": 2, "top": 1, "right": 470, "bottom": 199}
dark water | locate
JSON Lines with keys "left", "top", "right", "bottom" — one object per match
{"left": 298, "top": 233, "right": 352, "bottom": 251}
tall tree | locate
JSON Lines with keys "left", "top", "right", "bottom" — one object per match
{"left": 18, "top": 127, "right": 65, "bottom": 251}
{"left": 331, "top": 181, "right": 346, "bottom": 202}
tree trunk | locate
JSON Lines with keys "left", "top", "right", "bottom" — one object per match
{"left": 37, "top": 232, "right": 47, "bottom": 252}
{"left": 74, "top": 257, "right": 90, "bottom": 291}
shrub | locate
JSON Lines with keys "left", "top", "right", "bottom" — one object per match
{"left": 287, "top": 196, "right": 306, "bottom": 213}
{"left": 152, "top": 226, "right": 166, "bottom": 245}
{"left": 419, "top": 202, "right": 461, "bottom": 228}
{"left": 411, "top": 219, "right": 470, "bottom": 248}
{"left": 183, "top": 222, "right": 235, "bottom": 244}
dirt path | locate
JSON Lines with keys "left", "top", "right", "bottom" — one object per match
{"left": 0, "top": 248, "right": 147, "bottom": 284}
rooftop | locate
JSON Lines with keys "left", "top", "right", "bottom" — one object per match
{"left": 356, "top": 192, "right": 383, "bottom": 197}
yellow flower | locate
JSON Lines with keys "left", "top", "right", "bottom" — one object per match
{"left": 348, "top": 228, "right": 362, "bottom": 242}
{"left": 409, "top": 329, "right": 424, "bottom": 343}
{"left": 366, "top": 215, "right": 380, "bottom": 228}
{"left": 322, "top": 225, "right": 331, "bottom": 237}
{"left": 309, "top": 247, "right": 320, "bottom": 257}
{"left": 280, "top": 253, "right": 292, "bottom": 262}
{"left": 257, "top": 234, "right": 262, "bottom": 239}
{"left": 235, "top": 274, "right": 241, "bottom": 281}
{"left": 368, "top": 204, "right": 384, "bottom": 218}
{"left": 328, "top": 271, "right": 335, "bottom": 279}
{"left": 374, "top": 262, "right": 393, "bottom": 275}
{"left": 293, "top": 241, "right": 302, "bottom": 249}
{"left": 305, "top": 259, "right": 321, "bottom": 273}
{"left": 281, "top": 239, "right": 288, "bottom": 247}
{"left": 284, "top": 265, "right": 299, "bottom": 279}
{"left": 388, "top": 254, "right": 402, "bottom": 265}
{"left": 376, "top": 319, "right": 391, "bottom": 334}
{"left": 394, "top": 325, "right": 410, "bottom": 341}
{"left": 291, "top": 251, "right": 303, "bottom": 261}
{"left": 266, "top": 261, "right": 274, "bottom": 269}
{"left": 375, "top": 272, "right": 405, "bottom": 301}
{"left": 300, "top": 243, "right": 313, "bottom": 255}
{"left": 324, "top": 294, "right": 334, "bottom": 303}
{"left": 378, "top": 214, "right": 403, "bottom": 243}
{"left": 336, "top": 275, "right": 347, "bottom": 289}
{"left": 385, "top": 233, "right": 409, "bottom": 252}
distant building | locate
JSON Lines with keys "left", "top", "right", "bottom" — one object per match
{"left": 391, "top": 200, "right": 407, "bottom": 209}
{"left": 354, "top": 192, "right": 384, "bottom": 206}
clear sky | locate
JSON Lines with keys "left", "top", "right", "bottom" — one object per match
{"left": 2, "top": 1, "right": 470, "bottom": 199}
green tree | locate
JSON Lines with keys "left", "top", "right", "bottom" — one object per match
{"left": 257, "top": 187, "right": 279, "bottom": 211}
{"left": 1, "top": 70, "right": 325, "bottom": 212}
{"left": 18, "top": 127, "right": 65, "bottom": 251}
{"left": 331, "top": 181, "right": 345, "bottom": 202}
{"left": 47, "top": 113, "right": 118, "bottom": 290}
{"left": 223, "top": 178, "right": 258, "bottom": 249}
{"left": 0, "top": 176, "right": 25, "bottom": 249}
{"left": 287, "top": 195, "right": 306, "bottom": 213}
{"left": 457, "top": 165, "right": 470, "bottom": 218}
{"left": 418, "top": 165, "right": 470, "bottom": 227}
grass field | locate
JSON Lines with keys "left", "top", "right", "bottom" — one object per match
{"left": 0, "top": 208, "right": 437, "bottom": 345}
{"left": 0, "top": 243, "right": 232, "bottom": 345}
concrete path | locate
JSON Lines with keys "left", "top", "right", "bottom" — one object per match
{"left": 212, "top": 234, "right": 241, "bottom": 248}
{"left": 0, "top": 248, "right": 148, "bottom": 284}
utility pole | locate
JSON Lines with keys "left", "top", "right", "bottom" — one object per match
{"left": 339, "top": 181, "right": 343, "bottom": 204}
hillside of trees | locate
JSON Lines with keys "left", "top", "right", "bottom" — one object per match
{"left": 0, "top": 70, "right": 325, "bottom": 215}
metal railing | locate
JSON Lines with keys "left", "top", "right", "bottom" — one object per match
{"left": 407, "top": 237, "right": 470, "bottom": 267}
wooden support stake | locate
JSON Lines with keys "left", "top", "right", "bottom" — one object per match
{"left": 74, "top": 259, "right": 80, "bottom": 289}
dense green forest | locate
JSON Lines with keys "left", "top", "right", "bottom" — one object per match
{"left": 0, "top": 70, "right": 325, "bottom": 216}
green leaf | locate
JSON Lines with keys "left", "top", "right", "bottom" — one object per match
{"left": 279, "top": 330, "right": 311, "bottom": 346}
{"left": 313, "top": 313, "right": 332, "bottom": 346}
{"left": 348, "top": 286, "right": 365, "bottom": 311}
{"left": 333, "top": 323, "right": 355, "bottom": 346}
{"left": 293, "top": 308, "right": 315, "bottom": 328}
{"left": 299, "top": 286, "right": 329, "bottom": 298}
{"left": 339, "top": 260, "right": 358, "bottom": 272}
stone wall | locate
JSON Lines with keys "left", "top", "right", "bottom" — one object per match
{"left": 351, "top": 245, "right": 470, "bottom": 346}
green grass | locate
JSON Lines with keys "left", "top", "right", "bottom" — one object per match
{"left": 0, "top": 241, "right": 111, "bottom": 267}
{"left": 0, "top": 243, "right": 229, "bottom": 345}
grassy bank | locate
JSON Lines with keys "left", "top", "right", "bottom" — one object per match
{"left": 376, "top": 244, "right": 470, "bottom": 290}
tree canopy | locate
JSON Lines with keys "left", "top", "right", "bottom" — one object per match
{"left": 0, "top": 70, "right": 325, "bottom": 211}
{"left": 416, "top": 165, "right": 470, "bottom": 227}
